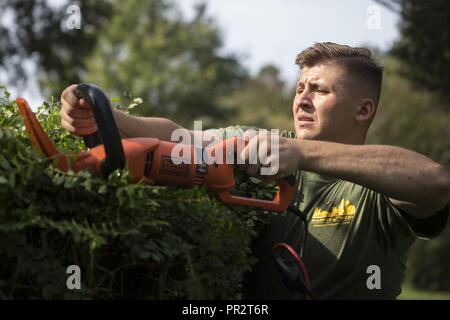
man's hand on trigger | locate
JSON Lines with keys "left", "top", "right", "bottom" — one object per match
{"left": 237, "top": 131, "right": 302, "bottom": 182}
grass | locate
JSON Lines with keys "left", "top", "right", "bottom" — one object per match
{"left": 398, "top": 284, "right": 450, "bottom": 300}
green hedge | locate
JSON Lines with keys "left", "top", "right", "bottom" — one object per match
{"left": 0, "top": 87, "right": 274, "bottom": 299}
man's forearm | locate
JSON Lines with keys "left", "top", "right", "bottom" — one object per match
{"left": 298, "top": 140, "right": 450, "bottom": 215}
{"left": 112, "top": 109, "right": 185, "bottom": 141}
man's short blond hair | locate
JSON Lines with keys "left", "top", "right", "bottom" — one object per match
{"left": 296, "top": 42, "right": 383, "bottom": 106}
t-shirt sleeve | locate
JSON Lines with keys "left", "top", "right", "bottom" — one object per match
{"left": 386, "top": 197, "right": 449, "bottom": 240}
{"left": 399, "top": 203, "right": 449, "bottom": 239}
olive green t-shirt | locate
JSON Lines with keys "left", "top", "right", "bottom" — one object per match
{"left": 207, "top": 126, "right": 449, "bottom": 299}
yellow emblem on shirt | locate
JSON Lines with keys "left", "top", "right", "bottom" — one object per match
{"left": 311, "top": 199, "right": 356, "bottom": 227}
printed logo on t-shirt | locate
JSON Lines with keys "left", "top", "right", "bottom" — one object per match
{"left": 311, "top": 199, "right": 356, "bottom": 227}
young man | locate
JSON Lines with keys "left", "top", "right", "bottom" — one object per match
{"left": 60, "top": 42, "right": 450, "bottom": 299}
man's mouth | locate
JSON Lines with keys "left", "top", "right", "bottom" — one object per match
{"left": 298, "top": 116, "right": 314, "bottom": 127}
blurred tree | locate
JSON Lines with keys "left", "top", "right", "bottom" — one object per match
{"left": 0, "top": 0, "right": 113, "bottom": 96}
{"left": 373, "top": 0, "right": 450, "bottom": 291}
{"left": 84, "top": 0, "right": 246, "bottom": 127}
{"left": 407, "top": 228, "right": 450, "bottom": 291}
{"left": 368, "top": 57, "right": 450, "bottom": 168}
{"left": 377, "top": 0, "right": 450, "bottom": 104}
{"left": 368, "top": 56, "right": 450, "bottom": 291}
{"left": 217, "top": 64, "right": 293, "bottom": 130}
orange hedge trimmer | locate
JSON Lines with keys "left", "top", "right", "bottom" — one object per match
{"left": 16, "top": 84, "right": 299, "bottom": 213}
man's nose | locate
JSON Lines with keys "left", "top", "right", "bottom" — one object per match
{"left": 295, "top": 94, "right": 314, "bottom": 112}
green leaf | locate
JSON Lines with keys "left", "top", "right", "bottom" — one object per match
{"left": 138, "top": 251, "right": 151, "bottom": 259}
{"left": 8, "top": 172, "right": 16, "bottom": 187}
{"left": 83, "top": 179, "right": 92, "bottom": 191}
{"left": 0, "top": 155, "right": 11, "bottom": 170}
{"left": 98, "top": 185, "right": 107, "bottom": 194}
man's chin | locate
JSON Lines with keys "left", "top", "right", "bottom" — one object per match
{"left": 296, "top": 128, "right": 317, "bottom": 140}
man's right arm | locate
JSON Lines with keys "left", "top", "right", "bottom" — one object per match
{"left": 111, "top": 108, "right": 186, "bottom": 141}
{"left": 60, "top": 84, "right": 193, "bottom": 142}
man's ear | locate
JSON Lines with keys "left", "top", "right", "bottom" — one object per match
{"left": 355, "top": 99, "right": 376, "bottom": 122}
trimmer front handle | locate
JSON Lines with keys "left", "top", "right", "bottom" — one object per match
{"left": 74, "top": 83, "right": 126, "bottom": 177}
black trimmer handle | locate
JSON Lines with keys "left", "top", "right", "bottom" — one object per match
{"left": 74, "top": 83, "right": 125, "bottom": 177}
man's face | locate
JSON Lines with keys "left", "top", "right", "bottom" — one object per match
{"left": 292, "top": 63, "right": 357, "bottom": 143}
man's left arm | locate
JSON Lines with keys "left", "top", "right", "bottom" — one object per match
{"left": 294, "top": 140, "right": 450, "bottom": 219}
{"left": 241, "top": 134, "right": 450, "bottom": 219}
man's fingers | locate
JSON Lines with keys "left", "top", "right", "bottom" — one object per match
{"left": 60, "top": 84, "right": 98, "bottom": 137}
{"left": 237, "top": 131, "right": 279, "bottom": 176}
{"left": 61, "top": 84, "right": 92, "bottom": 110}
{"left": 239, "top": 132, "right": 263, "bottom": 164}
{"left": 243, "top": 129, "right": 258, "bottom": 141}
{"left": 63, "top": 103, "right": 94, "bottom": 119}
{"left": 237, "top": 146, "right": 247, "bottom": 167}
{"left": 61, "top": 84, "right": 80, "bottom": 107}
{"left": 241, "top": 135, "right": 260, "bottom": 164}
{"left": 258, "top": 141, "right": 271, "bottom": 167}
{"left": 61, "top": 118, "right": 97, "bottom": 136}
{"left": 78, "top": 98, "right": 92, "bottom": 110}
{"left": 60, "top": 109, "right": 96, "bottom": 129}
{"left": 243, "top": 138, "right": 260, "bottom": 178}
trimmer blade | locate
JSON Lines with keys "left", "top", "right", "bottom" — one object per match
{"left": 16, "top": 98, "right": 67, "bottom": 170}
